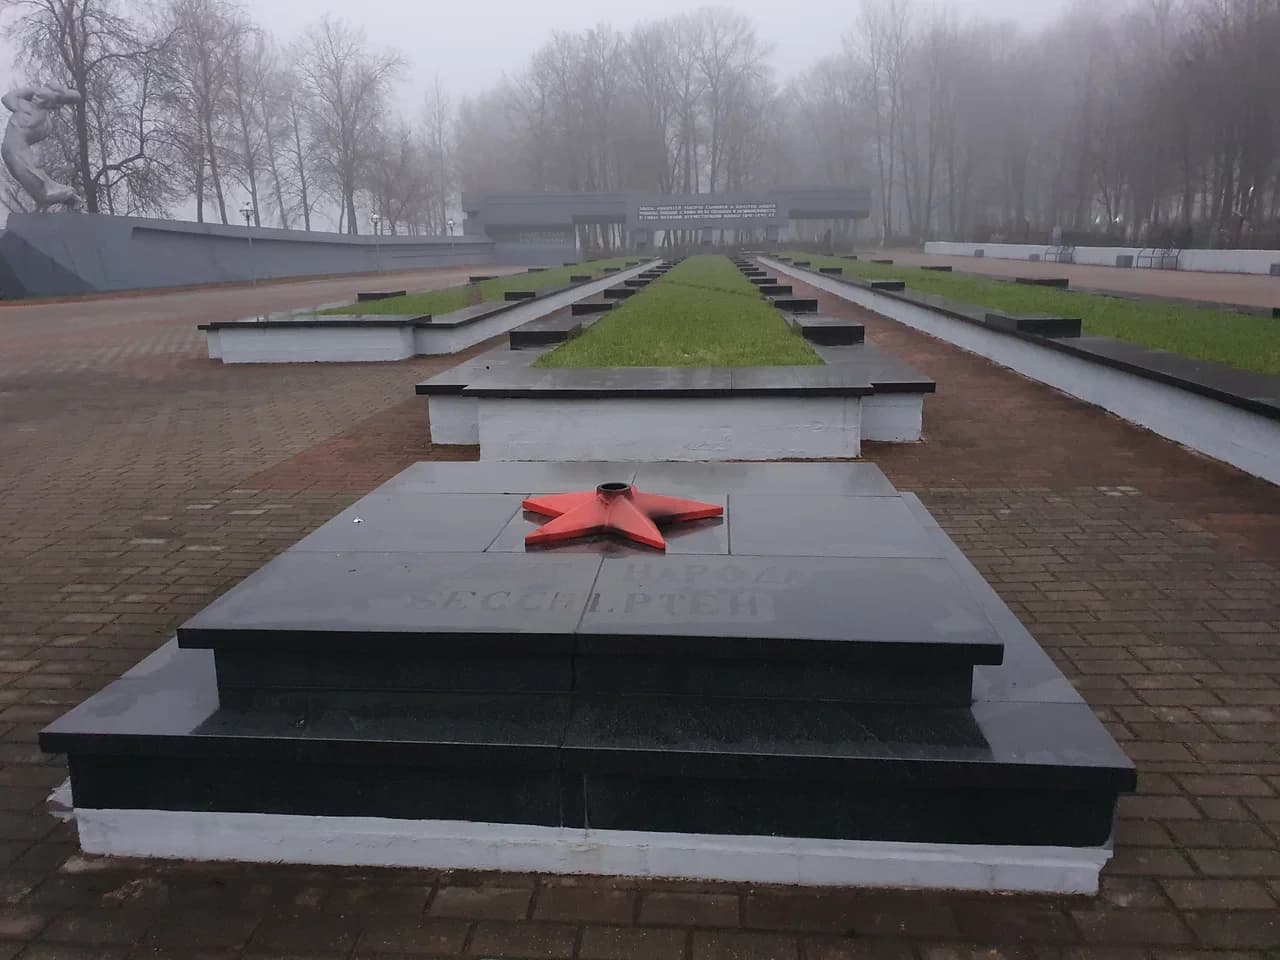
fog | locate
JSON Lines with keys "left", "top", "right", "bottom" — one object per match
{"left": 3, "top": 0, "right": 1082, "bottom": 110}
{"left": 249, "top": 0, "right": 1081, "bottom": 108}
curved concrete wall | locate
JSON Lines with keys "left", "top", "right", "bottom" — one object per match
{"left": 923, "top": 241, "right": 1280, "bottom": 275}
{"left": 0, "top": 213, "right": 495, "bottom": 298}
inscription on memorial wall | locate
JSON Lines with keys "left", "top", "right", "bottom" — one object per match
{"left": 636, "top": 201, "right": 778, "bottom": 222}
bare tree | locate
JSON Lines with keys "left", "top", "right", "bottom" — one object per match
{"left": 294, "top": 16, "right": 402, "bottom": 234}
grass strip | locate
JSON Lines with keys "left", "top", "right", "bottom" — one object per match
{"left": 323, "top": 257, "right": 637, "bottom": 317}
{"left": 536, "top": 255, "right": 820, "bottom": 368}
{"left": 785, "top": 253, "right": 1280, "bottom": 376}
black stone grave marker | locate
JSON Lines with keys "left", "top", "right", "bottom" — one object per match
{"left": 42, "top": 462, "right": 1134, "bottom": 861}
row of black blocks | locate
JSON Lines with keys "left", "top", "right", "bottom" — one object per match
{"left": 509, "top": 260, "right": 678, "bottom": 348}
{"left": 735, "top": 257, "right": 857, "bottom": 343}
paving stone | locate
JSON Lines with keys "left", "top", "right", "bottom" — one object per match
{"left": 468, "top": 920, "right": 577, "bottom": 958}
{"left": 1160, "top": 879, "right": 1277, "bottom": 910}
{"left": 533, "top": 887, "right": 635, "bottom": 924}
{"left": 354, "top": 916, "right": 470, "bottom": 954}
{"left": 579, "top": 924, "right": 687, "bottom": 959}
{"left": 431, "top": 885, "right": 532, "bottom": 920}
{"left": 691, "top": 930, "right": 799, "bottom": 960}
{"left": 40, "top": 907, "right": 150, "bottom": 944}
{"left": 323, "top": 883, "right": 431, "bottom": 914}
{"left": 1187, "top": 849, "right": 1280, "bottom": 877}
{"left": 639, "top": 893, "right": 739, "bottom": 927}
{"left": 248, "top": 911, "right": 362, "bottom": 954}
{"left": 1184, "top": 911, "right": 1280, "bottom": 949}
{"left": 806, "top": 937, "right": 914, "bottom": 960}
{"left": 1070, "top": 908, "right": 1194, "bottom": 945}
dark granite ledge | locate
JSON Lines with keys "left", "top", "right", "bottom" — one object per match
{"left": 448, "top": 354, "right": 875, "bottom": 399}
{"left": 769, "top": 258, "right": 1280, "bottom": 421}
{"left": 39, "top": 641, "right": 1130, "bottom": 798}
{"left": 417, "top": 338, "right": 933, "bottom": 399}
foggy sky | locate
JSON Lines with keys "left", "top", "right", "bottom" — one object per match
{"left": 3, "top": 0, "right": 1080, "bottom": 116}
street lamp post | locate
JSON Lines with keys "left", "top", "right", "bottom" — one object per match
{"left": 371, "top": 213, "right": 383, "bottom": 274}
{"left": 240, "top": 201, "right": 256, "bottom": 286}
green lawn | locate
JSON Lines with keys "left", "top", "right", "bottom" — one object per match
{"left": 784, "top": 253, "right": 1280, "bottom": 376}
{"left": 536, "top": 255, "right": 820, "bottom": 368}
{"left": 322, "top": 258, "right": 637, "bottom": 317}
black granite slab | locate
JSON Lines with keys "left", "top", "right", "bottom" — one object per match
{"left": 41, "top": 463, "right": 1133, "bottom": 847}
{"left": 179, "top": 552, "right": 601, "bottom": 653}
{"left": 623, "top": 278, "right": 650, "bottom": 288}
{"left": 629, "top": 461, "right": 897, "bottom": 497}
{"left": 571, "top": 301, "right": 613, "bottom": 316}
{"left": 984, "top": 312, "right": 1082, "bottom": 338}
{"left": 921, "top": 265, "right": 952, "bottom": 271}
{"left": 504, "top": 290, "right": 537, "bottom": 301}
{"left": 356, "top": 290, "right": 407, "bottom": 302}
{"left": 810, "top": 344, "right": 937, "bottom": 394}
{"left": 748, "top": 276, "right": 775, "bottom": 285}
{"left": 461, "top": 365, "right": 747, "bottom": 399}
{"left": 382, "top": 461, "right": 641, "bottom": 493}
{"left": 415, "top": 346, "right": 542, "bottom": 395}
{"left": 789, "top": 314, "right": 865, "bottom": 346}
{"left": 792, "top": 260, "right": 811, "bottom": 267}
{"left": 43, "top": 640, "right": 1125, "bottom": 844}
{"left": 509, "top": 315, "right": 586, "bottom": 349}
{"left": 760, "top": 284, "right": 793, "bottom": 296}
{"left": 602, "top": 287, "right": 635, "bottom": 299}
{"left": 422, "top": 340, "right": 930, "bottom": 401}
{"left": 870, "top": 258, "right": 894, "bottom": 265}
{"left": 528, "top": 267, "right": 547, "bottom": 273}
{"left": 578, "top": 554, "right": 1002, "bottom": 665}
{"left": 727, "top": 494, "right": 942, "bottom": 558}
{"left": 819, "top": 266, "right": 842, "bottom": 275}
{"left": 468, "top": 275, "right": 496, "bottom": 283}
{"left": 1016, "top": 277, "right": 1070, "bottom": 288}
{"left": 768, "top": 297, "right": 817, "bottom": 312}
{"left": 870, "top": 280, "right": 906, "bottom": 291}
{"left": 603, "top": 266, "right": 620, "bottom": 273}
{"left": 570, "top": 274, "right": 591, "bottom": 282}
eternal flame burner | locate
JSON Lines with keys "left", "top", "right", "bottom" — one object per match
{"left": 523, "top": 482, "right": 723, "bottom": 551}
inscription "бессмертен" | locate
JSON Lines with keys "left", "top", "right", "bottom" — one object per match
{"left": 410, "top": 562, "right": 804, "bottom": 623}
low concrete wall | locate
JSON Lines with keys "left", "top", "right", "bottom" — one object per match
{"left": 922, "top": 241, "right": 1280, "bottom": 275}
{"left": 0, "top": 213, "right": 495, "bottom": 298}
{"left": 210, "top": 262, "right": 659, "bottom": 364}
{"left": 765, "top": 258, "right": 1280, "bottom": 486}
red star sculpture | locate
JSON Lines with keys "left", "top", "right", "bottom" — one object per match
{"left": 523, "top": 482, "right": 723, "bottom": 550}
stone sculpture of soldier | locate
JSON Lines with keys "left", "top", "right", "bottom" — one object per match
{"left": 1, "top": 83, "right": 82, "bottom": 212}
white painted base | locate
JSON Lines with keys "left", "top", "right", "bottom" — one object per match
{"left": 209, "top": 262, "right": 659, "bottom": 363}
{"left": 763, "top": 258, "right": 1280, "bottom": 486}
{"left": 861, "top": 394, "right": 924, "bottom": 442}
{"left": 428, "top": 395, "right": 479, "bottom": 444}
{"left": 217, "top": 324, "right": 415, "bottom": 363}
{"left": 923, "top": 241, "right": 1280, "bottom": 275}
{"left": 71, "top": 807, "right": 1111, "bottom": 894}
{"left": 478, "top": 396, "right": 862, "bottom": 461}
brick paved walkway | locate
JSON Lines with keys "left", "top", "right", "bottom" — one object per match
{"left": 0, "top": 268, "right": 1277, "bottom": 958}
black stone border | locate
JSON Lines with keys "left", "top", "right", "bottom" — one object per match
{"left": 770, "top": 258, "right": 1280, "bottom": 421}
